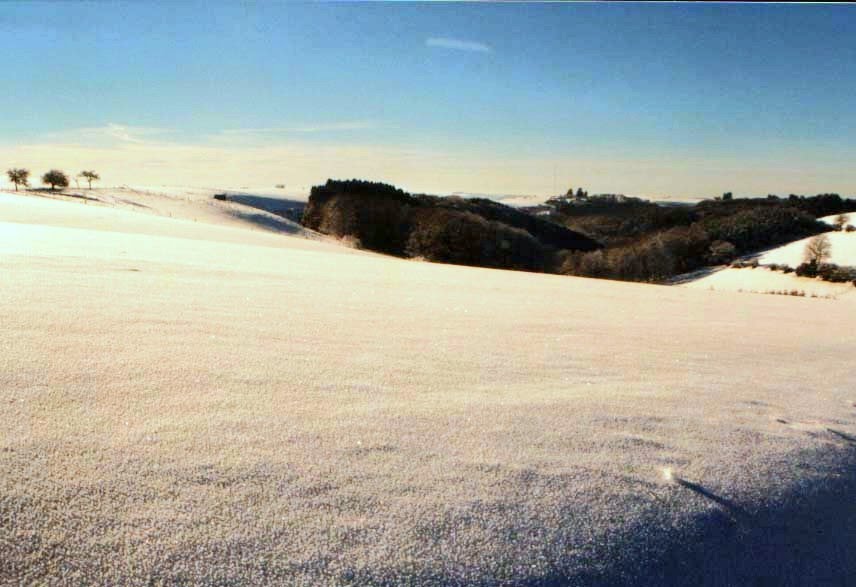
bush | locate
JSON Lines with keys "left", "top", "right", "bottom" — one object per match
{"left": 795, "top": 262, "right": 819, "bottom": 278}
{"left": 817, "top": 264, "right": 856, "bottom": 283}
{"left": 795, "top": 261, "right": 856, "bottom": 283}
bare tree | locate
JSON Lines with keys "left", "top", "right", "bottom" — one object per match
{"left": 78, "top": 170, "right": 100, "bottom": 189}
{"left": 42, "top": 170, "right": 69, "bottom": 191}
{"left": 803, "top": 233, "right": 832, "bottom": 265}
{"left": 6, "top": 168, "right": 30, "bottom": 191}
{"left": 833, "top": 213, "right": 849, "bottom": 231}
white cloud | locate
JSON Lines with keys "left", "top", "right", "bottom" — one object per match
{"left": 426, "top": 37, "right": 492, "bottom": 54}
{"left": 42, "top": 123, "right": 171, "bottom": 145}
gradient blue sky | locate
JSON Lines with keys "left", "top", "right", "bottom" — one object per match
{"left": 2, "top": 2, "right": 856, "bottom": 199}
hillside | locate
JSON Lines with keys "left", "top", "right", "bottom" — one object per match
{"left": 2, "top": 190, "right": 856, "bottom": 585}
{"left": 681, "top": 212, "right": 856, "bottom": 299}
{"left": 550, "top": 193, "right": 856, "bottom": 283}
{"left": 0, "top": 186, "right": 312, "bottom": 240}
{"left": 301, "top": 179, "right": 600, "bottom": 273}
{"left": 759, "top": 212, "right": 856, "bottom": 266}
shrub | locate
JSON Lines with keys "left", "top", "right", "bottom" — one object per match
{"left": 817, "top": 263, "right": 856, "bottom": 283}
{"left": 795, "top": 262, "right": 819, "bottom": 278}
{"left": 795, "top": 261, "right": 856, "bottom": 283}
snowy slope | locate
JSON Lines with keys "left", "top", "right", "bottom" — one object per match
{"left": 0, "top": 186, "right": 313, "bottom": 241}
{"left": 681, "top": 265, "right": 856, "bottom": 299}
{"left": 758, "top": 231, "right": 856, "bottom": 268}
{"left": 820, "top": 211, "right": 855, "bottom": 226}
{"left": 2, "top": 193, "right": 856, "bottom": 585}
{"left": 683, "top": 211, "right": 856, "bottom": 299}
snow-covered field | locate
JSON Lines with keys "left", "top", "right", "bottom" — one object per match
{"left": 1, "top": 186, "right": 312, "bottom": 240}
{"left": 682, "top": 212, "right": 856, "bottom": 300}
{"left": 2, "top": 190, "right": 856, "bottom": 585}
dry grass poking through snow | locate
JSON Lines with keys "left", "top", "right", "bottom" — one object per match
{"left": 2, "top": 193, "right": 856, "bottom": 585}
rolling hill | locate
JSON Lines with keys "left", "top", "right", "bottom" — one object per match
{"left": 2, "top": 189, "right": 855, "bottom": 585}
{"left": 681, "top": 212, "right": 856, "bottom": 299}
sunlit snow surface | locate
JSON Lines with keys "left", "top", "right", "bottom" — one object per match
{"left": 2, "top": 190, "right": 856, "bottom": 585}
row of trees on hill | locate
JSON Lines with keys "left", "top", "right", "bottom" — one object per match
{"left": 5, "top": 168, "right": 100, "bottom": 191}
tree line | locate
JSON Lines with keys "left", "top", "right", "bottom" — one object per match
{"left": 541, "top": 189, "right": 856, "bottom": 283}
{"left": 301, "top": 179, "right": 599, "bottom": 273}
{"left": 5, "top": 168, "right": 100, "bottom": 191}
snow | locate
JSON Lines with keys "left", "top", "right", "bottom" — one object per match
{"left": 681, "top": 265, "right": 855, "bottom": 299}
{"left": 2, "top": 190, "right": 856, "bottom": 584}
{"left": 0, "top": 186, "right": 312, "bottom": 240}
{"left": 820, "top": 211, "right": 855, "bottom": 226}
{"left": 757, "top": 231, "right": 856, "bottom": 268}
{"left": 682, "top": 212, "right": 856, "bottom": 299}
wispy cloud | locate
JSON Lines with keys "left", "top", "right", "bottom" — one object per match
{"left": 220, "top": 121, "right": 376, "bottom": 136}
{"left": 42, "top": 123, "right": 171, "bottom": 145}
{"left": 426, "top": 37, "right": 492, "bottom": 54}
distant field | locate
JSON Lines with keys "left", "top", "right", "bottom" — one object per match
{"left": 2, "top": 190, "right": 856, "bottom": 585}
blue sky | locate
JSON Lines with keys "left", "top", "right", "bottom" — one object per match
{"left": 2, "top": 2, "right": 856, "bottom": 198}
